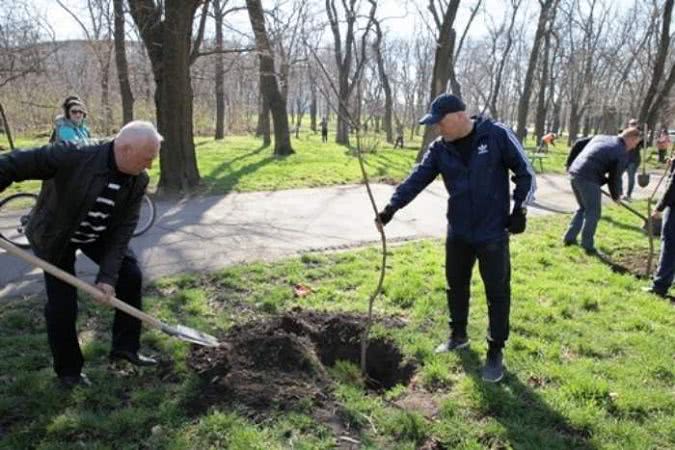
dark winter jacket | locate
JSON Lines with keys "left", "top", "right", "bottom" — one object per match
{"left": 656, "top": 164, "right": 675, "bottom": 212}
{"left": 565, "top": 136, "right": 593, "bottom": 170}
{"left": 569, "top": 135, "right": 628, "bottom": 200}
{"left": 388, "top": 116, "right": 536, "bottom": 244}
{"left": 0, "top": 141, "right": 147, "bottom": 285}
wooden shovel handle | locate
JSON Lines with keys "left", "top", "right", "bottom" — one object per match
{"left": 0, "top": 238, "right": 164, "bottom": 330}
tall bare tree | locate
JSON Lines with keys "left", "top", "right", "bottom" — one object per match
{"left": 113, "top": 0, "right": 133, "bottom": 125}
{"left": 326, "top": 0, "right": 376, "bottom": 145}
{"left": 246, "top": 0, "right": 294, "bottom": 155}
{"left": 639, "top": 0, "right": 674, "bottom": 131}
{"left": 56, "top": 0, "right": 115, "bottom": 132}
{"left": 417, "top": 0, "right": 460, "bottom": 160}
{"left": 128, "top": 0, "right": 208, "bottom": 194}
{"left": 515, "top": 0, "right": 558, "bottom": 142}
{"left": 370, "top": 1, "right": 393, "bottom": 143}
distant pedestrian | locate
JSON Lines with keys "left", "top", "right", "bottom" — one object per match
{"left": 393, "top": 123, "right": 404, "bottom": 149}
{"left": 320, "top": 117, "right": 328, "bottom": 143}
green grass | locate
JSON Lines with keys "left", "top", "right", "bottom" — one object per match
{"left": 1, "top": 202, "right": 673, "bottom": 449}
{"left": 0, "top": 132, "right": 420, "bottom": 197}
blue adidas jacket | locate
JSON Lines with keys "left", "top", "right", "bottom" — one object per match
{"left": 389, "top": 116, "right": 536, "bottom": 244}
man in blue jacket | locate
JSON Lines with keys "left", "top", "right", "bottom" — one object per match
{"left": 563, "top": 128, "right": 641, "bottom": 253}
{"left": 645, "top": 162, "right": 675, "bottom": 298}
{"left": 375, "top": 93, "right": 536, "bottom": 383}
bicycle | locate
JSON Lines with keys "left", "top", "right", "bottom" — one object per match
{"left": 0, "top": 191, "right": 156, "bottom": 248}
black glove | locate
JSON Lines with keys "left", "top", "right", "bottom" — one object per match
{"left": 508, "top": 206, "right": 527, "bottom": 234}
{"left": 376, "top": 204, "right": 396, "bottom": 227}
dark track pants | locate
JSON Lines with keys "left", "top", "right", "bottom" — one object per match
{"left": 445, "top": 237, "right": 511, "bottom": 349}
{"left": 43, "top": 243, "right": 142, "bottom": 377}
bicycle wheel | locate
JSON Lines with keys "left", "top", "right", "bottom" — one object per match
{"left": 0, "top": 192, "right": 38, "bottom": 248}
{"left": 133, "top": 194, "right": 156, "bottom": 237}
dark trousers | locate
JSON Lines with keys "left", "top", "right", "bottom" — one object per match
{"left": 653, "top": 207, "right": 675, "bottom": 294}
{"left": 43, "top": 243, "right": 142, "bottom": 377}
{"left": 393, "top": 136, "right": 404, "bottom": 148}
{"left": 445, "top": 237, "right": 511, "bottom": 349}
{"left": 321, "top": 130, "right": 328, "bottom": 143}
{"left": 624, "top": 162, "right": 638, "bottom": 198}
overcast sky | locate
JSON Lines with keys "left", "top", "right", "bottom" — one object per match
{"left": 33, "top": 0, "right": 637, "bottom": 43}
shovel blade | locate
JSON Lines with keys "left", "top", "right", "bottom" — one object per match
{"left": 162, "top": 323, "right": 220, "bottom": 347}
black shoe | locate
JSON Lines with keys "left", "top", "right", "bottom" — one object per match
{"left": 563, "top": 239, "right": 577, "bottom": 246}
{"left": 110, "top": 350, "right": 158, "bottom": 367}
{"left": 59, "top": 373, "right": 92, "bottom": 388}
{"left": 434, "top": 334, "right": 470, "bottom": 353}
{"left": 641, "top": 286, "right": 667, "bottom": 298}
{"left": 481, "top": 349, "right": 504, "bottom": 383}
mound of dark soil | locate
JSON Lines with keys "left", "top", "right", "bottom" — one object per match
{"left": 187, "top": 309, "right": 416, "bottom": 420}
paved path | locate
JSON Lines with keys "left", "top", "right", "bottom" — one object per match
{"left": 0, "top": 172, "right": 663, "bottom": 298}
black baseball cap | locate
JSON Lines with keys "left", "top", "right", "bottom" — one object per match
{"left": 419, "top": 93, "right": 466, "bottom": 125}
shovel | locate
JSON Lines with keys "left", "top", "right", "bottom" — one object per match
{"left": 0, "top": 238, "right": 220, "bottom": 347}
{"left": 600, "top": 189, "right": 661, "bottom": 236}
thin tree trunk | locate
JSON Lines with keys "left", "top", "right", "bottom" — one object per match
{"left": 214, "top": 0, "right": 225, "bottom": 139}
{"left": 417, "top": 0, "right": 460, "bottom": 161}
{"left": 113, "top": 0, "right": 133, "bottom": 125}
{"left": 373, "top": 19, "right": 393, "bottom": 143}
{"left": 246, "top": 0, "right": 293, "bottom": 155}
{"left": 516, "top": 0, "right": 557, "bottom": 142}
{"left": 0, "top": 102, "right": 15, "bottom": 150}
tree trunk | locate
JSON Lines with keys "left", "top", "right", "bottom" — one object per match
{"left": 516, "top": 0, "right": 556, "bottom": 142}
{"left": 113, "top": 0, "right": 134, "bottom": 125}
{"left": 256, "top": 79, "right": 271, "bottom": 146}
{"left": 534, "top": 23, "right": 552, "bottom": 143}
{"left": 373, "top": 20, "right": 393, "bottom": 143}
{"left": 246, "top": 0, "right": 293, "bottom": 155}
{"left": 128, "top": 0, "right": 202, "bottom": 194}
{"left": 568, "top": 102, "right": 581, "bottom": 145}
{"left": 417, "top": 0, "right": 460, "bottom": 161}
{"left": 214, "top": 0, "right": 225, "bottom": 140}
{"left": 639, "top": 0, "right": 674, "bottom": 124}
{"left": 100, "top": 55, "right": 113, "bottom": 133}
{"left": 309, "top": 74, "right": 317, "bottom": 132}
{"left": 0, "top": 102, "right": 15, "bottom": 149}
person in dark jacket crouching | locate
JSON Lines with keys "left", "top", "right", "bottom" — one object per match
{"left": 563, "top": 127, "right": 641, "bottom": 254}
{"left": 644, "top": 162, "right": 675, "bottom": 298}
{"left": 0, "top": 121, "right": 162, "bottom": 388}
{"left": 375, "top": 93, "right": 536, "bottom": 383}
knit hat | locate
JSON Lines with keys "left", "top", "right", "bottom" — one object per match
{"left": 63, "top": 96, "right": 87, "bottom": 119}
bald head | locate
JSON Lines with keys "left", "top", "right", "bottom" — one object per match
{"left": 114, "top": 121, "right": 162, "bottom": 175}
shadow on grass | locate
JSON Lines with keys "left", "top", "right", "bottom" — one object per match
{"left": 590, "top": 249, "right": 648, "bottom": 279}
{"left": 600, "top": 216, "right": 646, "bottom": 235}
{"left": 457, "top": 349, "right": 597, "bottom": 450}
{"left": 203, "top": 143, "right": 274, "bottom": 193}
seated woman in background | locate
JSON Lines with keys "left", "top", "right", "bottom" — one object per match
{"left": 51, "top": 96, "right": 91, "bottom": 144}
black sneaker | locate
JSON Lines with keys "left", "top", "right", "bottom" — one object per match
{"left": 434, "top": 335, "right": 470, "bottom": 353}
{"left": 59, "top": 373, "right": 92, "bottom": 389}
{"left": 481, "top": 349, "right": 504, "bottom": 383}
{"left": 641, "top": 286, "right": 667, "bottom": 298}
{"left": 110, "top": 350, "right": 158, "bottom": 367}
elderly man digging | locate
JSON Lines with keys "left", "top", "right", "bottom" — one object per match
{"left": 0, "top": 121, "right": 162, "bottom": 388}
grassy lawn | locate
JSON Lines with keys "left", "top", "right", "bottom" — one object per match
{"left": 0, "top": 132, "right": 421, "bottom": 198}
{"left": 1, "top": 203, "right": 673, "bottom": 449}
